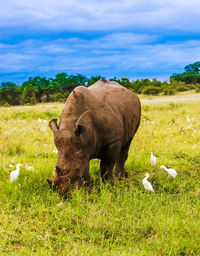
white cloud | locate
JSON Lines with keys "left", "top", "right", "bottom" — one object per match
{"left": 1, "top": 0, "right": 199, "bottom": 83}
{"left": 0, "top": 0, "right": 200, "bottom": 32}
{"left": 1, "top": 33, "right": 200, "bottom": 82}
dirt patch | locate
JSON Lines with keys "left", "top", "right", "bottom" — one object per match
{"left": 141, "top": 94, "right": 200, "bottom": 103}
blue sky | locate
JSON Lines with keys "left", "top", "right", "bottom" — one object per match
{"left": 0, "top": 0, "right": 200, "bottom": 84}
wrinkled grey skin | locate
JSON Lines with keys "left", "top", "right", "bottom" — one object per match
{"left": 47, "top": 79, "right": 141, "bottom": 194}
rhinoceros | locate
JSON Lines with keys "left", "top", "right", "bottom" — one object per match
{"left": 47, "top": 79, "right": 141, "bottom": 193}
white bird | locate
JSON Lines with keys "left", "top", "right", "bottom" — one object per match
{"left": 160, "top": 165, "right": 177, "bottom": 178}
{"left": 10, "top": 163, "right": 22, "bottom": 182}
{"left": 53, "top": 149, "right": 58, "bottom": 153}
{"left": 150, "top": 152, "right": 156, "bottom": 167}
{"left": 25, "top": 164, "right": 34, "bottom": 171}
{"left": 142, "top": 173, "right": 154, "bottom": 192}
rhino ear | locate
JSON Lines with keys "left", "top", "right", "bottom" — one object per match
{"left": 75, "top": 111, "right": 91, "bottom": 136}
{"left": 49, "top": 119, "right": 59, "bottom": 132}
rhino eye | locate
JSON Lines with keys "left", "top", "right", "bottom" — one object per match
{"left": 75, "top": 168, "right": 80, "bottom": 173}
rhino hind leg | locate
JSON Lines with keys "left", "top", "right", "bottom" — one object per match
{"left": 99, "top": 141, "right": 121, "bottom": 181}
{"left": 115, "top": 139, "right": 132, "bottom": 178}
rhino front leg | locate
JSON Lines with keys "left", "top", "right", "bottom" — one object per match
{"left": 82, "top": 171, "right": 91, "bottom": 186}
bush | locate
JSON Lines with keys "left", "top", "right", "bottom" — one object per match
{"left": 0, "top": 100, "right": 7, "bottom": 106}
{"left": 48, "top": 94, "right": 57, "bottom": 102}
{"left": 55, "top": 92, "right": 70, "bottom": 102}
{"left": 195, "top": 84, "right": 200, "bottom": 92}
{"left": 142, "top": 86, "right": 162, "bottom": 95}
{"left": 186, "top": 84, "right": 196, "bottom": 90}
{"left": 163, "top": 88, "right": 176, "bottom": 95}
{"left": 176, "top": 86, "right": 189, "bottom": 92}
{"left": 4, "top": 102, "right": 10, "bottom": 107}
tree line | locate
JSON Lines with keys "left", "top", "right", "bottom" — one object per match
{"left": 1, "top": 62, "right": 200, "bottom": 106}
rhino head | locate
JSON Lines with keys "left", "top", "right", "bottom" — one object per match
{"left": 47, "top": 111, "right": 94, "bottom": 194}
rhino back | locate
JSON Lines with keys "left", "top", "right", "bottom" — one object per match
{"left": 59, "top": 79, "right": 141, "bottom": 147}
{"left": 88, "top": 79, "right": 141, "bottom": 145}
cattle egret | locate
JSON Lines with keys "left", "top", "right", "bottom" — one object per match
{"left": 57, "top": 202, "right": 63, "bottom": 207}
{"left": 10, "top": 163, "right": 22, "bottom": 182}
{"left": 150, "top": 152, "right": 156, "bottom": 167}
{"left": 160, "top": 165, "right": 177, "bottom": 178}
{"left": 25, "top": 164, "right": 34, "bottom": 171}
{"left": 142, "top": 173, "right": 154, "bottom": 192}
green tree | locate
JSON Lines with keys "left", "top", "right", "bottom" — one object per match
{"left": 65, "top": 74, "right": 88, "bottom": 91}
{"left": 52, "top": 73, "right": 88, "bottom": 92}
{"left": 54, "top": 72, "right": 68, "bottom": 85}
{"left": 119, "top": 78, "right": 131, "bottom": 89}
{"left": 170, "top": 62, "right": 200, "bottom": 84}
{"left": 22, "top": 76, "right": 50, "bottom": 102}
{"left": 152, "top": 79, "right": 162, "bottom": 88}
{"left": 87, "top": 75, "right": 104, "bottom": 86}
{"left": 184, "top": 62, "right": 200, "bottom": 73}
{"left": 170, "top": 72, "right": 200, "bottom": 84}
{"left": 0, "top": 82, "right": 22, "bottom": 105}
{"left": 20, "top": 84, "right": 37, "bottom": 105}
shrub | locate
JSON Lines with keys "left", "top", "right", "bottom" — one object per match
{"left": 176, "top": 86, "right": 189, "bottom": 92}
{"left": 186, "top": 84, "right": 196, "bottom": 90}
{"left": 195, "top": 84, "right": 200, "bottom": 92}
{"left": 0, "top": 100, "right": 7, "bottom": 106}
{"left": 48, "top": 94, "right": 57, "bottom": 102}
{"left": 163, "top": 88, "right": 176, "bottom": 95}
{"left": 4, "top": 102, "right": 10, "bottom": 107}
{"left": 142, "top": 86, "right": 162, "bottom": 95}
{"left": 56, "top": 93, "right": 66, "bottom": 102}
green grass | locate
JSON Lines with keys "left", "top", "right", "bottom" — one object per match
{"left": 0, "top": 99, "right": 200, "bottom": 255}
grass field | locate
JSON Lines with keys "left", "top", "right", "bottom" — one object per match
{"left": 0, "top": 95, "right": 200, "bottom": 255}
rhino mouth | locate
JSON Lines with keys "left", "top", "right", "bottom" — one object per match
{"left": 46, "top": 175, "right": 77, "bottom": 195}
{"left": 46, "top": 178, "right": 57, "bottom": 191}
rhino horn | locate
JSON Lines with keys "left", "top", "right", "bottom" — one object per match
{"left": 46, "top": 177, "right": 56, "bottom": 187}
{"left": 49, "top": 119, "right": 59, "bottom": 132}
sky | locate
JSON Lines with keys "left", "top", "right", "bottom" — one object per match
{"left": 0, "top": 0, "right": 200, "bottom": 84}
